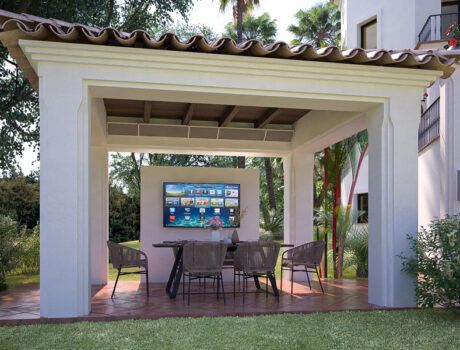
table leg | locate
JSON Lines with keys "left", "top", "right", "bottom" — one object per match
{"left": 166, "top": 247, "right": 183, "bottom": 299}
{"left": 253, "top": 275, "right": 261, "bottom": 289}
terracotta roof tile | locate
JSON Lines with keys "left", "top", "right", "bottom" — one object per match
{"left": 0, "top": 9, "right": 456, "bottom": 91}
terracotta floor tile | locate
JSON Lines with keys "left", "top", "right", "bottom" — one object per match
{"left": 0, "top": 279, "right": 374, "bottom": 323}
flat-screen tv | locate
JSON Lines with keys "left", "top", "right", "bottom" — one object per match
{"left": 163, "top": 182, "right": 240, "bottom": 228}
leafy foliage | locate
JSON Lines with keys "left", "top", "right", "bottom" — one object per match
{"left": 401, "top": 215, "right": 460, "bottom": 308}
{"left": 12, "top": 223, "right": 39, "bottom": 275}
{"left": 0, "top": 172, "right": 39, "bottom": 228}
{"left": 157, "top": 21, "right": 217, "bottom": 41}
{"left": 0, "top": 0, "right": 197, "bottom": 172}
{"left": 344, "top": 224, "right": 368, "bottom": 277}
{"left": 224, "top": 12, "right": 277, "bottom": 44}
{"left": 0, "top": 215, "right": 22, "bottom": 290}
{"left": 288, "top": 2, "right": 341, "bottom": 47}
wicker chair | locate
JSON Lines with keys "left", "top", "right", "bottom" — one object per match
{"left": 182, "top": 241, "right": 228, "bottom": 305}
{"left": 107, "top": 241, "right": 149, "bottom": 298}
{"left": 280, "top": 241, "right": 325, "bottom": 294}
{"left": 234, "top": 241, "right": 280, "bottom": 303}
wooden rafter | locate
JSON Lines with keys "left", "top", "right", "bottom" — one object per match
{"left": 219, "top": 106, "right": 240, "bottom": 127}
{"left": 182, "top": 103, "right": 195, "bottom": 125}
{"left": 255, "top": 108, "right": 281, "bottom": 129}
{"left": 143, "top": 101, "right": 152, "bottom": 124}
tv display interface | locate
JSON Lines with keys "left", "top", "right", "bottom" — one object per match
{"left": 163, "top": 182, "right": 240, "bottom": 228}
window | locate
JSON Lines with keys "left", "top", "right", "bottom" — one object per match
{"left": 357, "top": 193, "right": 368, "bottom": 224}
{"left": 360, "top": 19, "right": 377, "bottom": 49}
{"left": 441, "top": 0, "right": 460, "bottom": 14}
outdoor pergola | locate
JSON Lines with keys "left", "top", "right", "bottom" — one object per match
{"left": 0, "top": 10, "right": 455, "bottom": 317}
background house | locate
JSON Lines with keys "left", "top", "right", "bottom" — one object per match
{"left": 335, "top": 0, "right": 460, "bottom": 227}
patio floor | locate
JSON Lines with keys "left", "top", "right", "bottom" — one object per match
{"left": 0, "top": 279, "right": 379, "bottom": 325}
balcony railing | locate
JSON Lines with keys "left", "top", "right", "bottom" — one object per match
{"left": 418, "top": 98, "right": 440, "bottom": 151}
{"left": 418, "top": 12, "right": 460, "bottom": 43}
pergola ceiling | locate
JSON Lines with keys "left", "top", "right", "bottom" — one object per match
{"left": 104, "top": 99, "right": 311, "bottom": 142}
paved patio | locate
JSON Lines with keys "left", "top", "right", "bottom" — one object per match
{"left": 0, "top": 279, "right": 379, "bottom": 325}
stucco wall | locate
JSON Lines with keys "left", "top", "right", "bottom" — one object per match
{"left": 140, "top": 166, "right": 260, "bottom": 282}
{"left": 418, "top": 139, "right": 442, "bottom": 228}
{"left": 339, "top": 0, "right": 439, "bottom": 49}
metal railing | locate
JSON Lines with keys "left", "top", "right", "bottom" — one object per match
{"left": 418, "top": 12, "right": 460, "bottom": 43}
{"left": 418, "top": 98, "right": 440, "bottom": 151}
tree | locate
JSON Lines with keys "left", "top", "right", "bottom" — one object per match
{"left": 288, "top": 2, "right": 341, "bottom": 47}
{"left": 224, "top": 12, "right": 277, "bottom": 44}
{"left": 0, "top": 0, "right": 197, "bottom": 172}
{"left": 314, "top": 130, "right": 368, "bottom": 278}
{"left": 218, "top": 0, "right": 260, "bottom": 43}
{"left": 0, "top": 172, "right": 39, "bottom": 229}
{"left": 155, "top": 21, "right": 217, "bottom": 41}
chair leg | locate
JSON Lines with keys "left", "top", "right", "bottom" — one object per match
{"left": 233, "top": 270, "right": 236, "bottom": 300}
{"left": 112, "top": 268, "right": 121, "bottom": 299}
{"left": 305, "top": 266, "right": 312, "bottom": 290}
{"left": 187, "top": 274, "right": 191, "bottom": 306}
{"left": 266, "top": 274, "right": 268, "bottom": 298}
{"left": 242, "top": 274, "right": 246, "bottom": 304}
{"left": 145, "top": 268, "right": 150, "bottom": 298}
{"left": 291, "top": 267, "right": 294, "bottom": 294}
{"left": 216, "top": 274, "right": 220, "bottom": 300}
{"left": 220, "top": 274, "right": 226, "bottom": 304}
{"left": 182, "top": 272, "right": 185, "bottom": 301}
{"left": 315, "top": 265, "right": 325, "bottom": 294}
{"left": 280, "top": 266, "right": 283, "bottom": 293}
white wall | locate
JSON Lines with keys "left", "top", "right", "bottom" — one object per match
{"left": 140, "top": 166, "right": 260, "bottom": 282}
{"left": 418, "top": 140, "right": 442, "bottom": 228}
{"left": 339, "top": 0, "right": 440, "bottom": 49}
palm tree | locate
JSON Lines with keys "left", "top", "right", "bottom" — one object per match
{"left": 288, "top": 2, "right": 340, "bottom": 47}
{"left": 224, "top": 12, "right": 277, "bottom": 44}
{"left": 218, "top": 0, "right": 260, "bottom": 43}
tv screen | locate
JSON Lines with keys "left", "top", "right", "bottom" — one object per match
{"left": 163, "top": 182, "right": 240, "bottom": 228}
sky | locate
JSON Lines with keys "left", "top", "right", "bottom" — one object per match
{"left": 16, "top": 0, "right": 326, "bottom": 174}
{"left": 182, "top": 0, "right": 325, "bottom": 42}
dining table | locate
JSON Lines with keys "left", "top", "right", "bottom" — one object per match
{"left": 153, "top": 240, "right": 294, "bottom": 299}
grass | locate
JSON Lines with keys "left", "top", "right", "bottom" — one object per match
{"left": 0, "top": 310, "right": 459, "bottom": 349}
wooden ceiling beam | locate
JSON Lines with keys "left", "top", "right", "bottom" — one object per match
{"left": 255, "top": 108, "right": 281, "bottom": 129}
{"left": 219, "top": 106, "right": 240, "bottom": 127}
{"left": 182, "top": 103, "right": 195, "bottom": 125}
{"left": 143, "top": 101, "right": 152, "bottom": 124}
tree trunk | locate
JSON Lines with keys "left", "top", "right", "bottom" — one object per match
{"left": 332, "top": 146, "right": 341, "bottom": 279}
{"left": 237, "top": 156, "right": 245, "bottom": 168}
{"left": 264, "top": 157, "right": 276, "bottom": 210}
{"left": 337, "top": 143, "right": 368, "bottom": 278}
{"left": 236, "top": 0, "right": 243, "bottom": 43}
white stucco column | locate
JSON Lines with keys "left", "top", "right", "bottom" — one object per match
{"left": 366, "top": 96, "right": 420, "bottom": 308}
{"left": 90, "top": 146, "right": 108, "bottom": 285}
{"left": 90, "top": 99, "right": 109, "bottom": 285}
{"left": 283, "top": 150, "right": 314, "bottom": 246}
{"left": 39, "top": 66, "right": 91, "bottom": 317}
{"left": 440, "top": 70, "right": 460, "bottom": 217}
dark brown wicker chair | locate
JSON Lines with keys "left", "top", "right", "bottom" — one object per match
{"left": 234, "top": 241, "right": 280, "bottom": 303}
{"left": 107, "top": 241, "right": 149, "bottom": 298}
{"left": 280, "top": 241, "right": 325, "bottom": 294}
{"left": 182, "top": 241, "right": 228, "bottom": 305}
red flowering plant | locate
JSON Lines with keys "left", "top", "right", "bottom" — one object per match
{"left": 445, "top": 23, "right": 460, "bottom": 48}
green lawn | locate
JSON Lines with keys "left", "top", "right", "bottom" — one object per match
{"left": 0, "top": 310, "right": 459, "bottom": 349}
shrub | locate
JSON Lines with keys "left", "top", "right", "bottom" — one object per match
{"left": 0, "top": 215, "right": 22, "bottom": 291}
{"left": 14, "top": 224, "right": 40, "bottom": 275}
{"left": 401, "top": 215, "right": 460, "bottom": 308}
{"left": 344, "top": 224, "right": 368, "bottom": 278}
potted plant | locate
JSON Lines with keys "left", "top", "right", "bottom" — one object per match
{"left": 444, "top": 23, "right": 460, "bottom": 50}
{"left": 205, "top": 216, "right": 224, "bottom": 241}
